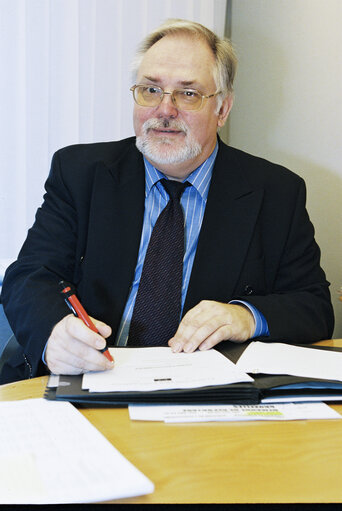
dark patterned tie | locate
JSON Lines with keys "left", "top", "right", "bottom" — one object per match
{"left": 127, "top": 178, "right": 190, "bottom": 346}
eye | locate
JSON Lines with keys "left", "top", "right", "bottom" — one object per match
{"left": 144, "top": 86, "right": 160, "bottom": 95}
{"left": 175, "top": 89, "right": 201, "bottom": 103}
{"left": 183, "top": 90, "right": 197, "bottom": 98}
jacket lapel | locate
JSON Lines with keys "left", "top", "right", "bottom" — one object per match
{"left": 183, "top": 143, "right": 264, "bottom": 314}
{"left": 80, "top": 143, "right": 145, "bottom": 330}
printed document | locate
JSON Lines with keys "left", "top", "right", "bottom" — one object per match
{"left": 236, "top": 341, "right": 342, "bottom": 381}
{"left": 128, "top": 402, "right": 341, "bottom": 423}
{"left": 82, "top": 346, "right": 253, "bottom": 392}
{"left": 0, "top": 398, "right": 153, "bottom": 504}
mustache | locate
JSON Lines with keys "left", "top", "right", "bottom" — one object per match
{"left": 142, "top": 118, "right": 189, "bottom": 134}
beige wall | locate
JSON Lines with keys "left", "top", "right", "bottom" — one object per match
{"left": 222, "top": 0, "right": 342, "bottom": 337}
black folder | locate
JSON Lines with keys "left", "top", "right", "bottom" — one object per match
{"left": 44, "top": 342, "right": 342, "bottom": 406}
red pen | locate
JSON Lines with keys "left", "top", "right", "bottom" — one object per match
{"left": 59, "top": 281, "right": 114, "bottom": 363}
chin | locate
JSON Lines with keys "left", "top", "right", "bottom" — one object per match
{"left": 136, "top": 135, "right": 202, "bottom": 166}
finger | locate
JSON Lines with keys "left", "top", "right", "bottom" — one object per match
{"left": 92, "top": 317, "right": 112, "bottom": 338}
{"left": 168, "top": 314, "right": 199, "bottom": 352}
{"left": 169, "top": 302, "right": 255, "bottom": 353}
{"left": 47, "top": 358, "right": 88, "bottom": 375}
{"left": 180, "top": 316, "right": 226, "bottom": 353}
{"left": 63, "top": 334, "right": 113, "bottom": 366}
{"left": 197, "top": 312, "right": 254, "bottom": 349}
{"left": 198, "top": 324, "right": 236, "bottom": 351}
{"left": 188, "top": 309, "right": 254, "bottom": 350}
{"left": 47, "top": 340, "right": 113, "bottom": 374}
{"left": 48, "top": 353, "right": 112, "bottom": 375}
{"left": 169, "top": 303, "right": 221, "bottom": 352}
{"left": 63, "top": 315, "right": 107, "bottom": 350}
{"left": 46, "top": 316, "right": 113, "bottom": 373}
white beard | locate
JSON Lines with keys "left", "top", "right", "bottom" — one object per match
{"left": 136, "top": 118, "right": 202, "bottom": 166}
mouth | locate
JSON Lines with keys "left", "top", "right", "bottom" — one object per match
{"left": 150, "top": 128, "right": 184, "bottom": 136}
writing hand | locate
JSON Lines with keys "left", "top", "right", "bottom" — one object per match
{"left": 168, "top": 301, "right": 255, "bottom": 353}
{"left": 45, "top": 314, "right": 113, "bottom": 374}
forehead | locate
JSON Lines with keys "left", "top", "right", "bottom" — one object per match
{"left": 137, "top": 34, "right": 216, "bottom": 88}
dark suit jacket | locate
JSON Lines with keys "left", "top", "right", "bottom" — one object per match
{"left": 0, "top": 137, "right": 334, "bottom": 383}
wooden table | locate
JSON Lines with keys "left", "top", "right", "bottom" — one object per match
{"left": 1, "top": 339, "right": 342, "bottom": 504}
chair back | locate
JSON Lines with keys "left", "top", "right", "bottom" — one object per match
{"left": 0, "top": 304, "right": 18, "bottom": 372}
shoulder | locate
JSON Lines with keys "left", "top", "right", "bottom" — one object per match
{"left": 45, "top": 137, "right": 143, "bottom": 201}
{"left": 52, "top": 136, "right": 138, "bottom": 170}
{"left": 217, "top": 140, "right": 305, "bottom": 191}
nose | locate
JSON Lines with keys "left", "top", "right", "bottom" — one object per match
{"left": 156, "top": 92, "right": 178, "bottom": 118}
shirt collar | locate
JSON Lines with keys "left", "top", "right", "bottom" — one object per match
{"left": 143, "top": 142, "right": 218, "bottom": 202}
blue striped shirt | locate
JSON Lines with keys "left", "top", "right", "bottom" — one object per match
{"left": 115, "top": 143, "right": 269, "bottom": 346}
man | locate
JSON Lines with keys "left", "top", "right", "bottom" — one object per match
{"left": 0, "top": 19, "right": 334, "bottom": 384}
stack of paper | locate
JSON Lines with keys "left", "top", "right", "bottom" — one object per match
{"left": 236, "top": 341, "right": 342, "bottom": 381}
{"left": 45, "top": 342, "right": 342, "bottom": 406}
{"left": 0, "top": 398, "right": 153, "bottom": 504}
{"left": 83, "top": 347, "right": 253, "bottom": 392}
{"left": 45, "top": 347, "right": 259, "bottom": 405}
{"left": 128, "top": 402, "right": 341, "bottom": 423}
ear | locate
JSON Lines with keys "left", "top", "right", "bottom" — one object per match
{"left": 217, "top": 94, "right": 234, "bottom": 128}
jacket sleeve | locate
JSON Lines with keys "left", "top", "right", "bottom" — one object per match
{"left": 244, "top": 179, "right": 334, "bottom": 342}
{"left": 1, "top": 150, "right": 82, "bottom": 382}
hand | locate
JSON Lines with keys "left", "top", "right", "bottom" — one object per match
{"left": 45, "top": 314, "right": 114, "bottom": 375}
{"left": 168, "top": 301, "right": 255, "bottom": 353}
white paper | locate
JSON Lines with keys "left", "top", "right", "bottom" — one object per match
{"left": 0, "top": 398, "right": 154, "bottom": 504}
{"left": 261, "top": 395, "right": 342, "bottom": 403}
{"left": 82, "top": 347, "right": 253, "bottom": 392}
{"left": 128, "top": 402, "right": 341, "bottom": 423}
{"left": 236, "top": 341, "right": 342, "bottom": 382}
{"left": 47, "top": 374, "right": 59, "bottom": 387}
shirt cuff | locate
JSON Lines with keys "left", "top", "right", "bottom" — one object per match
{"left": 229, "top": 300, "right": 270, "bottom": 338}
{"left": 42, "top": 341, "right": 48, "bottom": 365}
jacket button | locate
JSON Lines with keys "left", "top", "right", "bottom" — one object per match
{"left": 244, "top": 285, "right": 253, "bottom": 295}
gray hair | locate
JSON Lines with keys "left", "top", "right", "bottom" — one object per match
{"left": 131, "top": 18, "right": 237, "bottom": 108}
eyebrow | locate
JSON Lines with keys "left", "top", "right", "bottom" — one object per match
{"left": 141, "top": 76, "right": 200, "bottom": 88}
{"left": 179, "top": 80, "right": 197, "bottom": 87}
{"left": 141, "top": 75, "right": 161, "bottom": 84}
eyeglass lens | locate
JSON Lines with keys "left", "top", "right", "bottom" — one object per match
{"left": 134, "top": 86, "right": 202, "bottom": 110}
